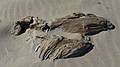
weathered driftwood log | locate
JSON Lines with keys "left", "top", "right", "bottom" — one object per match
{"left": 13, "top": 12, "right": 115, "bottom": 61}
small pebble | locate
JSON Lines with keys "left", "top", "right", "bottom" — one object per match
{"left": 97, "top": 2, "right": 102, "bottom": 4}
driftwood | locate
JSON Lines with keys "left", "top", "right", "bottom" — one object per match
{"left": 13, "top": 12, "right": 115, "bottom": 61}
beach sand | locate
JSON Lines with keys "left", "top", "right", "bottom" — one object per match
{"left": 0, "top": 0, "right": 120, "bottom": 67}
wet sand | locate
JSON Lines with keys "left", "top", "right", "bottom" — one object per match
{"left": 0, "top": 0, "right": 120, "bottom": 67}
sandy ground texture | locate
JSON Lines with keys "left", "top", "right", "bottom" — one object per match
{"left": 0, "top": 0, "right": 120, "bottom": 67}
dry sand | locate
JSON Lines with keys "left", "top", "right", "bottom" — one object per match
{"left": 0, "top": 0, "right": 120, "bottom": 67}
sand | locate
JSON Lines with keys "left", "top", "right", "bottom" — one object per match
{"left": 0, "top": 0, "right": 120, "bottom": 67}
